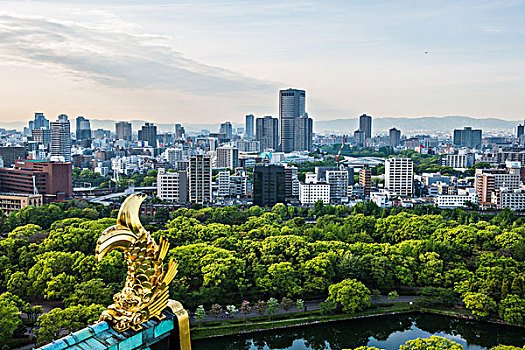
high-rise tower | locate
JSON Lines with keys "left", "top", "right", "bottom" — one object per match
{"left": 256, "top": 116, "right": 279, "bottom": 151}
{"left": 116, "top": 121, "right": 132, "bottom": 141}
{"left": 358, "top": 114, "right": 372, "bottom": 140}
{"left": 294, "top": 114, "right": 313, "bottom": 152}
{"left": 50, "top": 115, "right": 71, "bottom": 162}
{"left": 245, "top": 114, "right": 254, "bottom": 139}
{"left": 279, "top": 88, "right": 305, "bottom": 152}
{"left": 76, "top": 116, "right": 92, "bottom": 148}
{"left": 138, "top": 123, "right": 157, "bottom": 148}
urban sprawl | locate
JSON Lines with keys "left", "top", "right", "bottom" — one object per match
{"left": 1, "top": 88, "right": 525, "bottom": 217}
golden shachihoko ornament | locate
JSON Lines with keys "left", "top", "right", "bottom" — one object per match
{"left": 95, "top": 193, "right": 179, "bottom": 333}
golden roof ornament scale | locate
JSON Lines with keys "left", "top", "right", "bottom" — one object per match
{"left": 95, "top": 193, "right": 191, "bottom": 349}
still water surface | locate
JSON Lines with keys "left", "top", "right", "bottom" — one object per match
{"left": 192, "top": 313, "right": 525, "bottom": 350}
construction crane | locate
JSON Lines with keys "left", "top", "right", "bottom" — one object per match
{"left": 335, "top": 138, "right": 346, "bottom": 164}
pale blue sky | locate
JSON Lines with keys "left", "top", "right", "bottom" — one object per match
{"left": 0, "top": 0, "right": 524, "bottom": 124}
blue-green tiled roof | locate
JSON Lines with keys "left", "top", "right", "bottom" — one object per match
{"left": 37, "top": 309, "right": 177, "bottom": 350}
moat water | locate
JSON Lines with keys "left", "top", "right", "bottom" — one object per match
{"left": 192, "top": 313, "right": 525, "bottom": 350}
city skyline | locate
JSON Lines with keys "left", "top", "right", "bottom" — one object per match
{"left": 1, "top": 0, "right": 525, "bottom": 124}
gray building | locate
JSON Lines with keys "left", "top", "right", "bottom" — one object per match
{"left": 32, "top": 129, "right": 51, "bottom": 147}
{"left": 453, "top": 127, "right": 482, "bottom": 148}
{"left": 294, "top": 115, "right": 313, "bottom": 152}
{"left": 0, "top": 147, "right": 26, "bottom": 167}
{"left": 116, "top": 121, "right": 132, "bottom": 141}
{"left": 174, "top": 124, "right": 185, "bottom": 140}
{"left": 256, "top": 116, "right": 279, "bottom": 151}
{"left": 138, "top": 123, "right": 157, "bottom": 148}
{"left": 219, "top": 122, "right": 233, "bottom": 141}
{"left": 157, "top": 168, "right": 188, "bottom": 203}
{"left": 279, "top": 88, "right": 306, "bottom": 152}
{"left": 359, "top": 114, "right": 372, "bottom": 140}
{"left": 188, "top": 155, "right": 212, "bottom": 204}
{"left": 354, "top": 130, "right": 366, "bottom": 147}
{"left": 76, "top": 116, "right": 92, "bottom": 148}
{"left": 216, "top": 145, "right": 239, "bottom": 169}
{"left": 245, "top": 114, "right": 254, "bottom": 139}
{"left": 30, "top": 112, "right": 49, "bottom": 130}
{"left": 389, "top": 127, "right": 401, "bottom": 147}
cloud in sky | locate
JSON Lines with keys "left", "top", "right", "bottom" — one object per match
{"left": 0, "top": 13, "right": 275, "bottom": 95}
{"left": 0, "top": 0, "right": 525, "bottom": 124}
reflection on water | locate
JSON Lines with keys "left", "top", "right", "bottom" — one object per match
{"left": 192, "top": 313, "right": 525, "bottom": 350}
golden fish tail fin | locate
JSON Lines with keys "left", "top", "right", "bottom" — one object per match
{"left": 162, "top": 258, "right": 179, "bottom": 285}
{"left": 155, "top": 236, "right": 170, "bottom": 261}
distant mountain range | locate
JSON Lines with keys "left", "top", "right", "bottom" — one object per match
{"left": 0, "top": 116, "right": 520, "bottom": 134}
{"left": 314, "top": 116, "right": 521, "bottom": 134}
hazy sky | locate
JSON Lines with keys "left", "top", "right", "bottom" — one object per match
{"left": 1, "top": 0, "right": 524, "bottom": 125}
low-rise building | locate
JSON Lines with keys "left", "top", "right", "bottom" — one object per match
{"left": 217, "top": 171, "right": 230, "bottom": 197}
{"left": 157, "top": 168, "right": 188, "bottom": 203}
{"left": 436, "top": 188, "right": 478, "bottom": 209}
{"left": 0, "top": 193, "right": 43, "bottom": 214}
{"left": 299, "top": 172, "right": 330, "bottom": 205}
{"left": 493, "top": 188, "right": 525, "bottom": 210}
{"left": 445, "top": 153, "right": 475, "bottom": 169}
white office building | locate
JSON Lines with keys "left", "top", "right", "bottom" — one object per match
{"left": 157, "top": 168, "right": 188, "bottom": 203}
{"left": 217, "top": 170, "right": 231, "bottom": 197}
{"left": 299, "top": 173, "right": 330, "bottom": 204}
{"left": 436, "top": 188, "right": 478, "bottom": 209}
{"left": 445, "top": 153, "right": 475, "bottom": 169}
{"left": 50, "top": 115, "right": 71, "bottom": 162}
{"left": 493, "top": 188, "right": 525, "bottom": 210}
{"left": 385, "top": 158, "right": 414, "bottom": 196}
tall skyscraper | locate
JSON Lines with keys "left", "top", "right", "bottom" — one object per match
{"left": 138, "top": 123, "right": 157, "bottom": 148}
{"left": 256, "top": 116, "right": 279, "bottom": 151}
{"left": 358, "top": 114, "right": 372, "bottom": 140}
{"left": 188, "top": 155, "right": 212, "bottom": 204}
{"left": 50, "top": 115, "right": 71, "bottom": 162}
{"left": 294, "top": 114, "right": 313, "bottom": 152}
{"left": 174, "top": 124, "right": 185, "bottom": 140}
{"left": 75, "top": 116, "right": 92, "bottom": 148}
{"left": 453, "top": 127, "right": 482, "bottom": 148}
{"left": 279, "top": 88, "right": 306, "bottom": 152}
{"left": 116, "top": 121, "right": 132, "bottom": 141}
{"left": 517, "top": 121, "right": 524, "bottom": 139}
{"left": 245, "top": 114, "right": 254, "bottom": 139}
{"left": 219, "top": 122, "right": 233, "bottom": 141}
{"left": 31, "top": 112, "right": 49, "bottom": 130}
{"left": 385, "top": 158, "right": 414, "bottom": 197}
{"left": 389, "top": 127, "right": 401, "bottom": 147}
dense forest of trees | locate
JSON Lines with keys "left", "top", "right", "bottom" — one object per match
{"left": 1, "top": 201, "right": 525, "bottom": 346}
